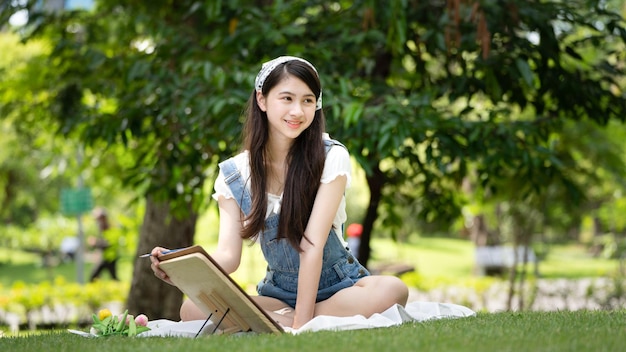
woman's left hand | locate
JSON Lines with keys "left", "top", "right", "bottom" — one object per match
{"left": 149, "top": 247, "right": 174, "bottom": 285}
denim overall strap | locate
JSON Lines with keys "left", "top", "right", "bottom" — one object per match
{"left": 324, "top": 138, "right": 346, "bottom": 153}
{"left": 219, "top": 158, "right": 280, "bottom": 231}
{"left": 218, "top": 158, "right": 252, "bottom": 216}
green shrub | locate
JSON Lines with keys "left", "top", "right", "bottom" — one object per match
{"left": 0, "top": 277, "right": 129, "bottom": 325}
{"left": 590, "top": 233, "right": 626, "bottom": 260}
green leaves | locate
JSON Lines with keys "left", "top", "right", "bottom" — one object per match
{"left": 90, "top": 309, "right": 150, "bottom": 337}
{"left": 514, "top": 58, "right": 534, "bottom": 88}
{"left": 3, "top": 0, "right": 626, "bottom": 266}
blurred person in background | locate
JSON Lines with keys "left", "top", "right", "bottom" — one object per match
{"left": 88, "top": 207, "right": 120, "bottom": 282}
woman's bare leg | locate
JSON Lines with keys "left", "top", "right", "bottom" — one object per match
{"left": 180, "top": 298, "right": 208, "bottom": 321}
{"left": 180, "top": 275, "right": 407, "bottom": 327}
{"left": 251, "top": 295, "right": 295, "bottom": 327}
{"left": 313, "top": 275, "right": 408, "bottom": 318}
{"left": 180, "top": 295, "right": 295, "bottom": 327}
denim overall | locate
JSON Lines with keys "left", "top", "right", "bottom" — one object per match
{"left": 218, "top": 139, "right": 370, "bottom": 308}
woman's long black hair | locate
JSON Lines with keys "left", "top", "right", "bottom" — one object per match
{"left": 240, "top": 60, "right": 326, "bottom": 251}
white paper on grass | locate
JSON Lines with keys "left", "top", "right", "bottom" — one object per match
{"left": 283, "top": 301, "right": 476, "bottom": 334}
{"left": 146, "top": 301, "right": 474, "bottom": 337}
{"left": 69, "top": 301, "right": 475, "bottom": 337}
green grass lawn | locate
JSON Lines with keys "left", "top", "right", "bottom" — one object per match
{"left": 538, "top": 243, "right": 617, "bottom": 278}
{"left": 1, "top": 310, "right": 624, "bottom": 352}
{"left": 1, "top": 238, "right": 624, "bottom": 351}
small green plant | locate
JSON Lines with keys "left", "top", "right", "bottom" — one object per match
{"left": 89, "top": 309, "right": 150, "bottom": 337}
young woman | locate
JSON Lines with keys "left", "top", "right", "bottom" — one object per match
{"left": 150, "top": 56, "right": 408, "bottom": 329}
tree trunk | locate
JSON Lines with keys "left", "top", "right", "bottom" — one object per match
{"left": 358, "top": 165, "right": 385, "bottom": 268}
{"left": 470, "top": 214, "right": 490, "bottom": 246}
{"left": 506, "top": 206, "right": 534, "bottom": 311}
{"left": 126, "top": 196, "right": 197, "bottom": 320}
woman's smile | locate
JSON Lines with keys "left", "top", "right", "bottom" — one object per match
{"left": 285, "top": 119, "right": 303, "bottom": 129}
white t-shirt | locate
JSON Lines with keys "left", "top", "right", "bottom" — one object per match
{"left": 212, "top": 134, "right": 351, "bottom": 244}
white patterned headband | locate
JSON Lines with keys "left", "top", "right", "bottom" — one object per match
{"left": 254, "top": 56, "right": 323, "bottom": 110}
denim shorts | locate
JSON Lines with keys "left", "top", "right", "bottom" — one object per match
{"left": 257, "top": 252, "right": 369, "bottom": 308}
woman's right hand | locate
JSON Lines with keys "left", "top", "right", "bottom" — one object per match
{"left": 149, "top": 247, "right": 175, "bottom": 286}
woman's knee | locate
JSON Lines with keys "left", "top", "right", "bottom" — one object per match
{"left": 377, "top": 276, "right": 409, "bottom": 306}
{"left": 180, "top": 298, "right": 207, "bottom": 321}
{"left": 390, "top": 276, "right": 409, "bottom": 305}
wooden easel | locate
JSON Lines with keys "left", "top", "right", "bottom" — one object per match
{"left": 158, "top": 246, "right": 284, "bottom": 335}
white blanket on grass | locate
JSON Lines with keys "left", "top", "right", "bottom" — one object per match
{"left": 136, "top": 301, "right": 475, "bottom": 337}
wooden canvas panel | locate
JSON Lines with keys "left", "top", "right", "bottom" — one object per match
{"left": 158, "top": 245, "right": 283, "bottom": 335}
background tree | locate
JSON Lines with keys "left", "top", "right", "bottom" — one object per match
{"left": 0, "top": 33, "right": 66, "bottom": 226}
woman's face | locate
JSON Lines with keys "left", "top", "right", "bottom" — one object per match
{"left": 257, "top": 74, "right": 317, "bottom": 143}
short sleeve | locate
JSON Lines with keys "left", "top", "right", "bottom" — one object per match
{"left": 212, "top": 152, "right": 250, "bottom": 202}
{"left": 212, "top": 169, "right": 234, "bottom": 201}
{"left": 321, "top": 145, "right": 351, "bottom": 187}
